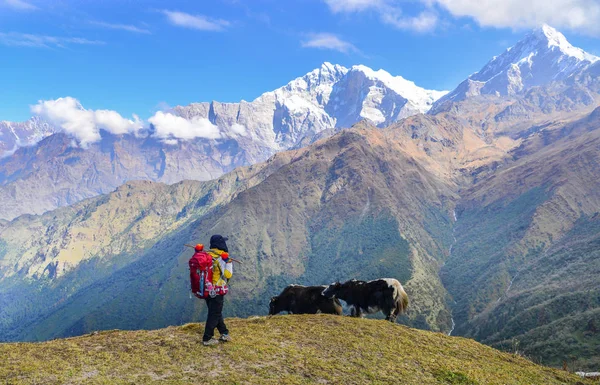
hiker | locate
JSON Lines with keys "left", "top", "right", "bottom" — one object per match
{"left": 188, "top": 235, "right": 233, "bottom": 346}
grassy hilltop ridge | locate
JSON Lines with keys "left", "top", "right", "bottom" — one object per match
{"left": 0, "top": 315, "right": 592, "bottom": 385}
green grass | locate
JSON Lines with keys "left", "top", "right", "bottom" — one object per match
{"left": 0, "top": 315, "right": 593, "bottom": 385}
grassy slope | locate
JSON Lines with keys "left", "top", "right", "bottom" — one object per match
{"left": 0, "top": 315, "right": 591, "bottom": 385}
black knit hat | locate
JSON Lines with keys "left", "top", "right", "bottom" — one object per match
{"left": 210, "top": 234, "right": 229, "bottom": 252}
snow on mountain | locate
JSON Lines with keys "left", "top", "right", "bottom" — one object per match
{"left": 328, "top": 65, "right": 447, "bottom": 128}
{"left": 432, "top": 24, "right": 599, "bottom": 111}
{"left": 172, "top": 62, "right": 447, "bottom": 154}
{"left": 351, "top": 65, "right": 448, "bottom": 113}
{"left": 0, "top": 63, "right": 444, "bottom": 159}
{"left": 0, "top": 117, "right": 56, "bottom": 157}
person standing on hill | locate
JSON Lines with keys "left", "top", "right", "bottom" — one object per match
{"left": 189, "top": 234, "right": 234, "bottom": 346}
{"left": 202, "top": 234, "right": 233, "bottom": 346}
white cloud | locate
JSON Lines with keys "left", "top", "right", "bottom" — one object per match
{"left": 381, "top": 11, "right": 438, "bottom": 33}
{"left": 323, "top": 0, "right": 438, "bottom": 32}
{"left": 149, "top": 111, "right": 222, "bottom": 142}
{"left": 0, "top": 32, "right": 104, "bottom": 48}
{"left": 325, "top": 0, "right": 600, "bottom": 35}
{"left": 432, "top": 0, "right": 600, "bottom": 35}
{"left": 230, "top": 123, "right": 248, "bottom": 136}
{"left": 31, "top": 97, "right": 143, "bottom": 148}
{"left": 162, "top": 139, "right": 179, "bottom": 146}
{"left": 2, "top": 0, "right": 37, "bottom": 11}
{"left": 301, "top": 33, "right": 358, "bottom": 53}
{"left": 91, "top": 21, "right": 151, "bottom": 34}
{"left": 161, "top": 10, "right": 230, "bottom": 31}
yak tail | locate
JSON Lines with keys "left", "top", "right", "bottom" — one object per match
{"left": 333, "top": 298, "right": 344, "bottom": 316}
{"left": 396, "top": 286, "right": 409, "bottom": 315}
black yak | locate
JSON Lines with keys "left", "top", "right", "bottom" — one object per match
{"left": 269, "top": 284, "right": 343, "bottom": 315}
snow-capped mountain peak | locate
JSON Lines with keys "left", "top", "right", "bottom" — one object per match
{"left": 173, "top": 62, "right": 446, "bottom": 151}
{"left": 514, "top": 24, "right": 599, "bottom": 65}
{"left": 279, "top": 62, "right": 349, "bottom": 96}
{"left": 534, "top": 24, "right": 598, "bottom": 62}
{"left": 431, "top": 25, "right": 598, "bottom": 111}
{"left": 350, "top": 65, "right": 448, "bottom": 112}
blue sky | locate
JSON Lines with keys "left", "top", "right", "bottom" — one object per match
{"left": 1, "top": 0, "right": 599, "bottom": 122}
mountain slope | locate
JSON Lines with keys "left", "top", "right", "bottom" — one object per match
{"left": 0, "top": 132, "right": 263, "bottom": 220}
{"left": 0, "top": 124, "right": 458, "bottom": 342}
{"left": 0, "top": 149, "right": 299, "bottom": 337}
{"left": 442, "top": 111, "right": 600, "bottom": 370}
{"left": 433, "top": 24, "right": 599, "bottom": 112}
{"left": 0, "top": 315, "right": 591, "bottom": 385}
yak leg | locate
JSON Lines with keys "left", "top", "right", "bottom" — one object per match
{"left": 333, "top": 301, "right": 343, "bottom": 316}
{"left": 385, "top": 309, "right": 393, "bottom": 322}
{"left": 387, "top": 300, "right": 404, "bottom": 323}
{"left": 351, "top": 306, "right": 362, "bottom": 317}
{"left": 385, "top": 300, "right": 400, "bottom": 322}
{"left": 384, "top": 306, "right": 397, "bottom": 322}
{"left": 387, "top": 311, "right": 397, "bottom": 323}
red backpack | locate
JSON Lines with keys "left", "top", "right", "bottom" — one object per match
{"left": 189, "top": 245, "right": 229, "bottom": 299}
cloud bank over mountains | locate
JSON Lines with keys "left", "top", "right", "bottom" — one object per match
{"left": 31, "top": 98, "right": 143, "bottom": 147}
{"left": 28, "top": 97, "right": 244, "bottom": 148}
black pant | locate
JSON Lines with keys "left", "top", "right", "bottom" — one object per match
{"left": 203, "top": 295, "right": 228, "bottom": 341}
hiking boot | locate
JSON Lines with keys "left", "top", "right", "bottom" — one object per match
{"left": 202, "top": 338, "right": 219, "bottom": 346}
{"left": 219, "top": 334, "right": 232, "bottom": 342}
